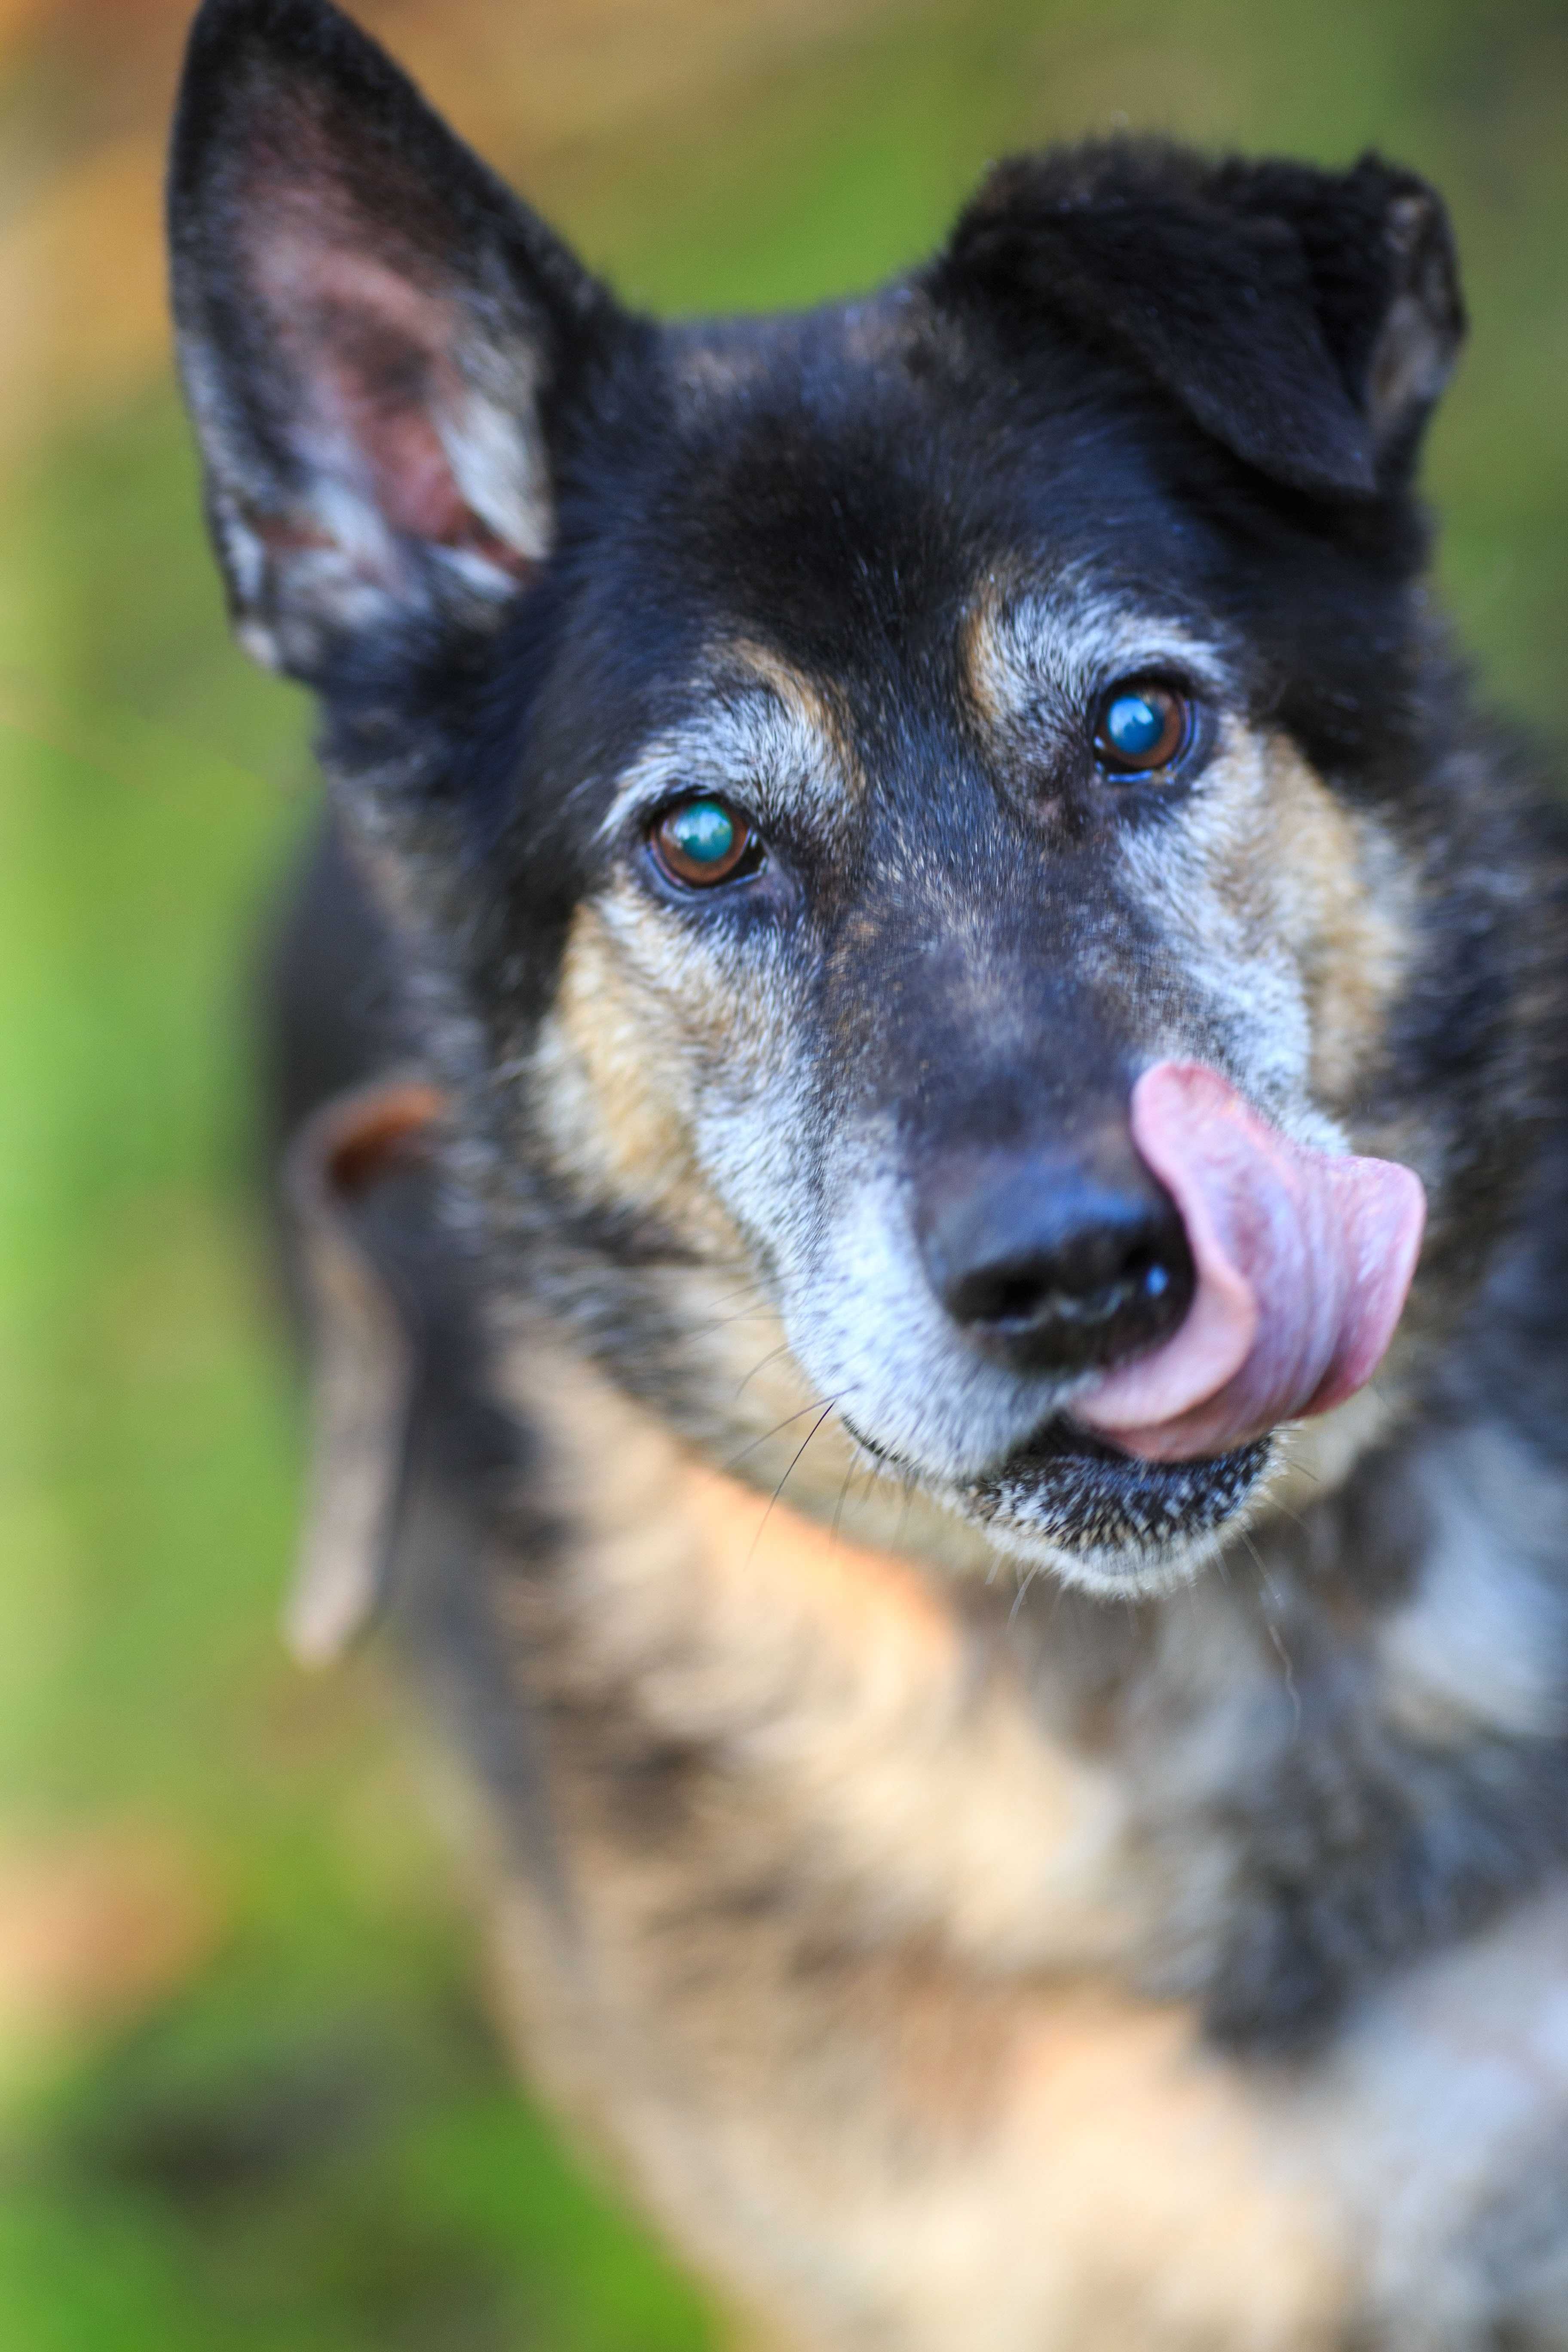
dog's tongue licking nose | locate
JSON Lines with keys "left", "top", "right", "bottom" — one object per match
{"left": 1074, "top": 1063, "right": 1425, "bottom": 1464}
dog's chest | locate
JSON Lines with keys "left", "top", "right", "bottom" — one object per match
{"left": 456, "top": 1337, "right": 1568, "bottom": 2350}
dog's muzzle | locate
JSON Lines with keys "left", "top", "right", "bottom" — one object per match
{"left": 917, "top": 1061, "right": 1426, "bottom": 1466}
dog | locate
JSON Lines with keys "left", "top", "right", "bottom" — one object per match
{"left": 168, "top": 1, "right": 1568, "bottom": 2342}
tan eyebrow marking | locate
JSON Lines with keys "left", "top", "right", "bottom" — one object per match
{"left": 962, "top": 578, "right": 1032, "bottom": 736}
{"left": 597, "top": 640, "right": 864, "bottom": 845}
{"left": 962, "top": 578, "right": 1230, "bottom": 747}
{"left": 724, "top": 637, "right": 865, "bottom": 800}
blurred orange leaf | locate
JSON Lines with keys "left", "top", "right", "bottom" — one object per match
{"left": 0, "top": 1822, "right": 219, "bottom": 2046}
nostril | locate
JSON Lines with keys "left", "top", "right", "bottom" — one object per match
{"left": 992, "top": 1274, "right": 1044, "bottom": 1323}
{"left": 947, "top": 1234, "right": 1179, "bottom": 1332}
{"left": 916, "top": 1147, "right": 1195, "bottom": 1378}
{"left": 952, "top": 1265, "right": 1047, "bottom": 1327}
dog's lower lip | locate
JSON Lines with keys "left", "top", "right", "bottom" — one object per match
{"left": 997, "top": 1414, "right": 1126, "bottom": 1470}
{"left": 839, "top": 1407, "right": 1106, "bottom": 1482}
{"left": 843, "top": 1407, "right": 1219, "bottom": 1481}
{"left": 989, "top": 1409, "right": 1259, "bottom": 1488}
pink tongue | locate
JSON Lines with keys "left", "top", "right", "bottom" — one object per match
{"left": 1074, "top": 1063, "right": 1425, "bottom": 1463}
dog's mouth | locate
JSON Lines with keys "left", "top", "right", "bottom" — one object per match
{"left": 842, "top": 1402, "right": 1271, "bottom": 1589}
{"left": 1069, "top": 1062, "right": 1426, "bottom": 1465}
{"left": 956, "top": 1412, "right": 1275, "bottom": 1589}
{"left": 841, "top": 1063, "right": 1427, "bottom": 1589}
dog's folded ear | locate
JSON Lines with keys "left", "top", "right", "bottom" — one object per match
{"left": 935, "top": 143, "right": 1464, "bottom": 500}
{"left": 168, "top": 0, "right": 627, "bottom": 684}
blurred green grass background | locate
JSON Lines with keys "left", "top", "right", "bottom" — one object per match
{"left": 1, "top": 0, "right": 1566, "bottom": 2343}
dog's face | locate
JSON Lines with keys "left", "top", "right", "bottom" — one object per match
{"left": 514, "top": 321, "right": 1415, "bottom": 1585}
{"left": 175, "top": 1, "right": 1531, "bottom": 1596}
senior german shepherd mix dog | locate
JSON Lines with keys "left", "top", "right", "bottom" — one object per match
{"left": 169, "top": 0, "right": 1568, "bottom": 2340}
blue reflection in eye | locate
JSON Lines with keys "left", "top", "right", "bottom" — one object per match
{"left": 666, "top": 799, "right": 736, "bottom": 865}
{"left": 1104, "top": 693, "right": 1167, "bottom": 761}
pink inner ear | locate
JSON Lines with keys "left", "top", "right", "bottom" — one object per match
{"left": 338, "top": 370, "right": 525, "bottom": 570}
{"left": 257, "top": 230, "right": 532, "bottom": 575}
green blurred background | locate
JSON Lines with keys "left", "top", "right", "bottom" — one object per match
{"left": 2, "top": 0, "right": 1566, "bottom": 2343}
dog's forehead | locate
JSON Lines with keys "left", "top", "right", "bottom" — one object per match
{"left": 652, "top": 300, "right": 975, "bottom": 675}
{"left": 630, "top": 292, "right": 1218, "bottom": 708}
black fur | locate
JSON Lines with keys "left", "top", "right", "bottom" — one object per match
{"left": 935, "top": 143, "right": 1463, "bottom": 497}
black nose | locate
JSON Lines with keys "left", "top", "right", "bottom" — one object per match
{"left": 913, "top": 1131, "right": 1194, "bottom": 1378}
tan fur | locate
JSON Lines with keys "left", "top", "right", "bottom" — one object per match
{"left": 959, "top": 575, "right": 1029, "bottom": 741}
{"left": 534, "top": 683, "right": 1426, "bottom": 1573}
{"left": 533, "top": 894, "right": 747, "bottom": 1246}
{"left": 963, "top": 595, "right": 1416, "bottom": 1127}
{"left": 1115, "top": 720, "right": 1408, "bottom": 1148}
{"left": 727, "top": 638, "right": 862, "bottom": 794}
{"left": 294, "top": 573, "right": 1540, "bottom": 2352}
{"left": 1219, "top": 736, "right": 1415, "bottom": 1118}
{"left": 530, "top": 897, "right": 1084, "bottom": 1557}
{"left": 499, "top": 1334, "right": 1138, "bottom": 1963}
{"left": 459, "top": 1325, "right": 1365, "bottom": 2350}
{"left": 296, "top": 1033, "right": 1568, "bottom": 2348}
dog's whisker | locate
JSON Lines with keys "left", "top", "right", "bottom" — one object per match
{"left": 679, "top": 1312, "right": 776, "bottom": 1351}
{"left": 830, "top": 1458, "right": 857, "bottom": 1548}
{"left": 735, "top": 1341, "right": 794, "bottom": 1402}
{"left": 892, "top": 1471, "right": 916, "bottom": 1553}
{"left": 1265, "top": 1494, "right": 1310, "bottom": 1535}
{"left": 683, "top": 1286, "right": 772, "bottom": 1319}
{"left": 743, "top": 1400, "right": 844, "bottom": 1572}
{"left": 1007, "top": 1564, "right": 1042, "bottom": 1628}
{"left": 1279, "top": 1443, "right": 1323, "bottom": 1487}
{"left": 721, "top": 1397, "right": 842, "bottom": 1477}
{"left": 1240, "top": 1534, "right": 1304, "bottom": 1736}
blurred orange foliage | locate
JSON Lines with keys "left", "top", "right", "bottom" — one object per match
{"left": 0, "top": 1823, "right": 218, "bottom": 2048}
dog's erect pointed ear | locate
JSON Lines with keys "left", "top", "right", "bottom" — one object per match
{"left": 168, "top": 0, "right": 627, "bottom": 683}
{"left": 936, "top": 144, "right": 1465, "bottom": 500}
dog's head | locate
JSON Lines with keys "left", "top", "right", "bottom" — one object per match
{"left": 172, "top": 0, "right": 1540, "bottom": 1595}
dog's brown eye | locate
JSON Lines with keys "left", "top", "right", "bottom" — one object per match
{"left": 1093, "top": 682, "right": 1191, "bottom": 775}
{"left": 649, "top": 796, "right": 760, "bottom": 888}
